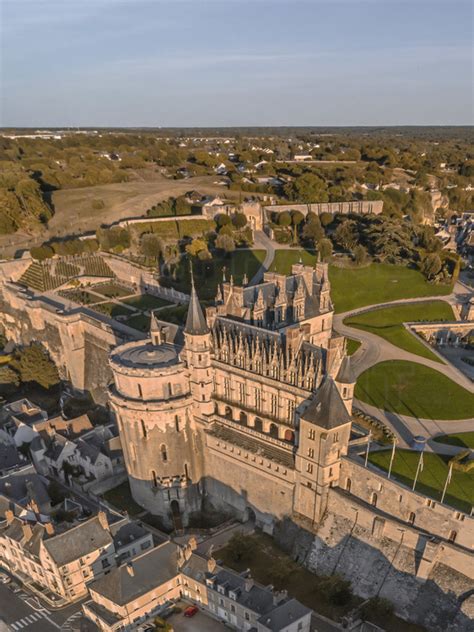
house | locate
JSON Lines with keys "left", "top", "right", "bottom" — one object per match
{"left": 0, "top": 443, "right": 25, "bottom": 475}
{"left": 0, "top": 399, "right": 48, "bottom": 447}
{"left": 215, "top": 162, "right": 228, "bottom": 176}
{"left": 0, "top": 464, "right": 51, "bottom": 516}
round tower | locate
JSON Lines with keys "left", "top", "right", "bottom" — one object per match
{"left": 109, "top": 330, "right": 202, "bottom": 528}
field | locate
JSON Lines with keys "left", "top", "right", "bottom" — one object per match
{"left": 355, "top": 360, "right": 474, "bottom": 420}
{"left": 433, "top": 432, "right": 474, "bottom": 449}
{"left": 368, "top": 449, "right": 473, "bottom": 513}
{"left": 329, "top": 264, "right": 453, "bottom": 314}
{"left": 269, "top": 249, "right": 318, "bottom": 275}
{"left": 122, "top": 294, "right": 173, "bottom": 310}
{"left": 346, "top": 338, "right": 362, "bottom": 356}
{"left": 344, "top": 301, "right": 453, "bottom": 362}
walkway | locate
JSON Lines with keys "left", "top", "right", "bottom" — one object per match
{"left": 249, "top": 231, "right": 275, "bottom": 285}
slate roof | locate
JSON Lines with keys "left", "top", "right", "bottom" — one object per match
{"left": 89, "top": 541, "right": 178, "bottom": 605}
{"left": 185, "top": 278, "right": 209, "bottom": 335}
{"left": 257, "top": 598, "right": 311, "bottom": 631}
{"left": 300, "top": 377, "right": 352, "bottom": 430}
{"left": 44, "top": 514, "right": 113, "bottom": 566}
{"left": 0, "top": 444, "right": 23, "bottom": 472}
{"left": 336, "top": 356, "right": 356, "bottom": 384}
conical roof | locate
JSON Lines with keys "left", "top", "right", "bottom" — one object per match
{"left": 185, "top": 277, "right": 209, "bottom": 335}
{"left": 150, "top": 310, "right": 161, "bottom": 334}
{"left": 300, "top": 377, "right": 351, "bottom": 429}
{"left": 336, "top": 356, "right": 356, "bottom": 384}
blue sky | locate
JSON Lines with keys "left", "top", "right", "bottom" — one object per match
{"left": 1, "top": 0, "right": 472, "bottom": 126}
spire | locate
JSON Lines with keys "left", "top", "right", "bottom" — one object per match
{"left": 185, "top": 273, "right": 209, "bottom": 335}
{"left": 300, "top": 376, "right": 352, "bottom": 429}
{"left": 150, "top": 310, "right": 162, "bottom": 345}
{"left": 336, "top": 356, "right": 356, "bottom": 384}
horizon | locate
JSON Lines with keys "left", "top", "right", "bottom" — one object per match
{"left": 1, "top": 0, "right": 472, "bottom": 128}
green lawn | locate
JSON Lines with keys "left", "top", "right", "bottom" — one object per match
{"left": 91, "top": 282, "right": 131, "bottom": 298}
{"left": 346, "top": 338, "right": 362, "bottom": 356}
{"left": 122, "top": 294, "right": 173, "bottom": 310}
{"left": 92, "top": 302, "right": 134, "bottom": 317}
{"left": 433, "top": 432, "right": 474, "bottom": 449}
{"left": 355, "top": 360, "right": 474, "bottom": 420}
{"left": 162, "top": 249, "right": 266, "bottom": 300}
{"left": 329, "top": 264, "right": 452, "bottom": 314}
{"left": 269, "top": 249, "right": 318, "bottom": 275}
{"left": 125, "top": 313, "right": 151, "bottom": 332}
{"left": 344, "top": 301, "right": 453, "bottom": 363}
{"left": 368, "top": 449, "right": 473, "bottom": 513}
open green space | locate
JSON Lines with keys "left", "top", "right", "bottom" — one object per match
{"left": 346, "top": 338, "right": 361, "bottom": 356}
{"left": 58, "top": 289, "right": 99, "bottom": 305}
{"left": 269, "top": 249, "right": 318, "bottom": 275}
{"left": 329, "top": 264, "right": 452, "bottom": 314}
{"left": 368, "top": 449, "right": 473, "bottom": 513}
{"left": 355, "top": 360, "right": 474, "bottom": 420}
{"left": 433, "top": 432, "right": 474, "bottom": 450}
{"left": 344, "top": 301, "right": 453, "bottom": 363}
{"left": 163, "top": 249, "right": 266, "bottom": 300}
{"left": 102, "top": 481, "right": 143, "bottom": 516}
{"left": 215, "top": 532, "right": 424, "bottom": 632}
{"left": 91, "top": 282, "right": 132, "bottom": 298}
{"left": 122, "top": 294, "right": 173, "bottom": 311}
{"left": 92, "top": 302, "right": 134, "bottom": 318}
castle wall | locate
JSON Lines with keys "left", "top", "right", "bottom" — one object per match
{"left": 263, "top": 200, "right": 383, "bottom": 217}
{"left": 340, "top": 457, "right": 472, "bottom": 549}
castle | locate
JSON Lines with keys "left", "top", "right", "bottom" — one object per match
{"left": 109, "top": 262, "right": 356, "bottom": 530}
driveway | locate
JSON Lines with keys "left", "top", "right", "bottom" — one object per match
{"left": 167, "top": 609, "right": 228, "bottom": 631}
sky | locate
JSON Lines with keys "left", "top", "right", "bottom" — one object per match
{"left": 0, "top": 0, "right": 472, "bottom": 127}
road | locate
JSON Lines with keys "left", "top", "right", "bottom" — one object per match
{"left": 249, "top": 231, "right": 275, "bottom": 285}
{"left": 0, "top": 582, "right": 91, "bottom": 632}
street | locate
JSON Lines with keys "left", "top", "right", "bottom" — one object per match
{"left": 0, "top": 583, "right": 88, "bottom": 632}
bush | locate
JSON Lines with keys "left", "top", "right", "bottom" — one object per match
{"left": 226, "top": 532, "right": 256, "bottom": 562}
{"left": 360, "top": 596, "right": 394, "bottom": 622}
{"left": 320, "top": 212, "right": 334, "bottom": 227}
{"left": 320, "top": 575, "right": 352, "bottom": 606}
{"left": 278, "top": 211, "right": 292, "bottom": 227}
{"left": 30, "top": 245, "right": 54, "bottom": 261}
{"left": 92, "top": 198, "right": 105, "bottom": 210}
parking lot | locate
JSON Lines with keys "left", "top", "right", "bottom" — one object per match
{"left": 167, "top": 608, "right": 229, "bottom": 631}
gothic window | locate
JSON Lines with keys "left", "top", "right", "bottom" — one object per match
{"left": 255, "top": 388, "right": 262, "bottom": 411}
{"left": 343, "top": 388, "right": 348, "bottom": 398}
{"left": 284, "top": 429, "right": 294, "bottom": 443}
{"left": 308, "top": 428, "right": 315, "bottom": 440}
{"left": 408, "top": 512, "right": 416, "bottom": 525}
{"left": 254, "top": 418, "right": 263, "bottom": 432}
{"left": 151, "top": 470, "right": 158, "bottom": 488}
{"left": 140, "top": 419, "right": 147, "bottom": 439}
{"left": 239, "top": 382, "right": 246, "bottom": 403}
{"left": 448, "top": 530, "right": 457, "bottom": 543}
{"left": 269, "top": 423, "right": 278, "bottom": 438}
{"left": 307, "top": 463, "right": 313, "bottom": 474}
{"left": 333, "top": 432, "right": 339, "bottom": 443}
{"left": 308, "top": 448, "right": 314, "bottom": 458}
{"left": 239, "top": 412, "right": 248, "bottom": 426}
{"left": 161, "top": 444, "right": 168, "bottom": 463}
{"left": 270, "top": 393, "right": 278, "bottom": 415}
{"left": 224, "top": 406, "right": 233, "bottom": 420}
{"left": 287, "top": 400, "right": 295, "bottom": 421}
{"left": 224, "top": 378, "right": 231, "bottom": 399}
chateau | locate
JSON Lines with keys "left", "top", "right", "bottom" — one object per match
{"left": 109, "top": 262, "right": 355, "bottom": 530}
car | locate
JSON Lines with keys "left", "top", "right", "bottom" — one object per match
{"left": 183, "top": 605, "right": 198, "bottom": 618}
{"left": 0, "top": 572, "right": 11, "bottom": 584}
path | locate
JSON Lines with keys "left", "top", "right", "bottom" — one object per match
{"left": 249, "top": 231, "right": 275, "bottom": 285}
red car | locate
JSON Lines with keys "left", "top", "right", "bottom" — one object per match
{"left": 183, "top": 605, "right": 199, "bottom": 618}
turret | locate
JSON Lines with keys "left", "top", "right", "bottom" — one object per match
{"left": 335, "top": 355, "right": 356, "bottom": 413}
{"left": 184, "top": 275, "right": 214, "bottom": 416}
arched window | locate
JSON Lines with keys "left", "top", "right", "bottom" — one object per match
{"left": 269, "top": 423, "right": 279, "bottom": 438}
{"left": 345, "top": 478, "right": 352, "bottom": 493}
{"left": 254, "top": 417, "right": 263, "bottom": 432}
{"left": 224, "top": 406, "right": 233, "bottom": 420}
{"left": 151, "top": 470, "right": 158, "bottom": 487}
{"left": 284, "top": 429, "right": 295, "bottom": 443}
{"left": 448, "top": 530, "right": 457, "bottom": 543}
{"left": 239, "top": 412, "right": 248, "bottom": 426}
{"left": 371, "top": 493, "right": 377, "bottom": 507}
{"left": 408, "top": 512, "right": 416, "bottom": 525}
{"left": 161, "top": 444, "right": 168, "bottom": 463}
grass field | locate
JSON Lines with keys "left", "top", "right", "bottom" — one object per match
{"left": 344, "top": 301, "right": 453, "bottom": 363}
{"left": 355, "top": 360, "right": 474, "bottom": 420}
{"left": 346, "top": 338, "right": 362, "bottom": 355}
{"left": 329, "top": 264, "right": 452, "bottom": 313}
{"left": 269, "top": 249, "right": 318, "bottom": 275}
{"left": 433, "top": 432, "right": 474, "bottom": 449}
{"left": 92, "top": 282, "right": 131, "bottom": 298}
{"left": 122, "top": 294, "right": 173, "bottom": 310}
{"left": 368, "top": 449, "right": 473, "bottom": 513}
{"left": 92, "top": 301, "right": 134, "bottom": 317}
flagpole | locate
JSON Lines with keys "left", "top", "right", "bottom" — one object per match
{"left": 412, "top": 450, "right": 424, "bottom": 491}
{"left": 440, "top": 462, "right": 453, "bottom": 504}
{"left": 364, "top": 432, "right": 372, "bottom": 468}
{"left": 387, "top": 440, "right": 396, "bottom": 479}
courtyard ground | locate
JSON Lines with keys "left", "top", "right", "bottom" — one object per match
{"left": 368, "top": 448, "right": 474, "bottom": 513}
{"left": 102, "top": 480, "right": 143, "bottom": 515}
{"left": 343, "top": 301, "right": 454, "bottom": 363}
{"left": 167, "top": 607, "right": 228, "bottom": 631}
{"left": 355, "top": 360, "right": 474, "bottom": 420}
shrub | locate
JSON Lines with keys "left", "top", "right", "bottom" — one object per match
{"left": 320, "top": 575, "right": 352, "bottom": 606}
{"left": 92, "top": 199, "right": 105, "bottom": 210}
{"left": 360, "top": 596, "right": 394, "bottom": 622}
{"left": 30, "top": 245, "right": 54, "bottom": 261}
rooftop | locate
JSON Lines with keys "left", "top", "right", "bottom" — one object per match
{"left": 112, "top": 342, "right": 180, "bottom": 369}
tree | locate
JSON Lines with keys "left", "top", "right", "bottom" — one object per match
{"left": 232, "top": 212, "right": 247, "bottom": 229}
{"left": 320, "top": 212, "right": 334, "bottom": 227}
{"left": 319, "top": 238, "right": 333, "bottom": 261}
{"left": 277, "top": 211, "right": 292, "bottom": 227}
{"left": 360, "top": 597, "right": 394, "bottom": 623}
{"left": 421, "top": 253, "right": 442, "bottom": 280}
{"left": 353, "top": 244, "right": 368, "bottom": 266}
{"left": 226, "top": 532, "right": 256, "bottom": 562}
{"left": 216, "top": 214, "right": 232, "bottom": 228}
{"left": 12, "top": 343, "right": 59, "bottom": 389}
{"left": 216, "top": 233, "right": 236, "bottom": 253}
{"left": 185, "top": 238, "right": 211, "bottom": 261}
{"left": 284, "top": 173, "right": 328, "bottom": 202}
{"left": 140, "top": 233, "right": 162, "bottom": 261}
{"left": 30, "top": 245, "right": 54, "bottom": 261}
{"left": 320, "top": 575, "right": 352, "bottom": 606}
{"left": 0, "top": 365, "right": 20, "bottom": 386}
{"left": 291, "top": 210, "right": 305, "bottom": 227}
{"left": 302, "top": 215, "right": 324, "bottom": 246}
{"left": 334, "top": 219, "right": 358, "bottom": 251}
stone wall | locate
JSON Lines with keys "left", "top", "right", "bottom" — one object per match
{"left": 263, "top": 200, "right": 383, "bottom": 217}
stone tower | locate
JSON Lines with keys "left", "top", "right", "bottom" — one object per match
{"left": 335, "top": 355, "right": 356, "bottom": 413}
{"left": 108, "top": 317, "right": 203, "bottom": 529}
{"left": 294, "top": 377, "right": 352, "bottom": 523}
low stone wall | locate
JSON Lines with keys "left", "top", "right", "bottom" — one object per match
{"left": 263, "top": 200, "right": 383, "bottom": 217}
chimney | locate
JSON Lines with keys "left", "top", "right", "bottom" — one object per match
{"left": 97, "top": 511, "right": 109, "bottom": 531}
{"left": 188, "top": 536, "right": 197, "bottom": 552}
{"left": 22, "top": 523, "right": 33, "bottom": 540}
{"left": 126, "top": 563, "right": 134, "bottom": 577}
{"left": 5, "top": 509, "right": 14, "bottom": 524}
{"left": 244, "top": 576, "right": 254, "bottom": 592}
{"left": 45, "top": 522, "right": 55, "bottom": 536}
{"left": 207, "top": 557, "right": 217, "bottom": 574}
{"left": 273, "top": 589, "right": 288, "bottom": 606}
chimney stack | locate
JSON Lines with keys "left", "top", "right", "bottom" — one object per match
{"left": 244, "top": 575, "right": 254, "bottom": 592}
{"left": 207, "top": 557, "right": 217, "bottom": 574}
{"left": 45, "top": 522, "right": 55, "bottom": 536}
{"left": 126, "top": 563, "right": 134, "bottom": 577}
{"left": 5, "top": 510, "right": 14, "bottom": 524}
{"left": 97, "top": 511, "right": 109, "bottom": 531}
{"left": 22, "top": 523, "right": 33, "bottom": 540}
